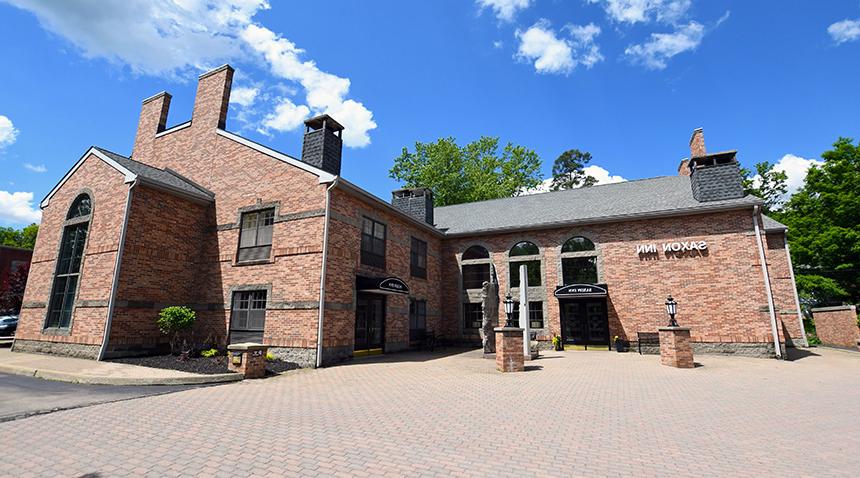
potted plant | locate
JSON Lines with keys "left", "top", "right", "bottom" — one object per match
{"left": 552, "top": 334, "right": 563, "bottom": 351}
{"left": 613, "top": 335, "right": 628, "bottom": 353}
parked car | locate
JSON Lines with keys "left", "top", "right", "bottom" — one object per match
{"left": 0, "top": 315, "right": 18, "bottom": 336}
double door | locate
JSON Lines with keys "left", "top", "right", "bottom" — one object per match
{"left": 561, "top": 299, "right": 609, "bottom": 348}
{"left": 355, "top": 293, "right": 385, "bottom": 353}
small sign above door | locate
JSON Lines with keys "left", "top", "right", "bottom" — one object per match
{"left": 554, "top": 283, "right": 608, "bottom": 298}
{"left": 357, "top": 276, "right": 411, "bottom": 295}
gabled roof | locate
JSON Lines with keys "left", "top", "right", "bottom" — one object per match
{"left": 433, "top": 175, "right": 763, "bottom": 236}
{"left": 762, "top": 214, "right": 788, "bottom": 232}
{"left": 40, "top": 147, "right": 215, "bottom": 208}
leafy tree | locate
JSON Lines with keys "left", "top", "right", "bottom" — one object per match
{"left": 550, "top": 149, "right": 597, "bottom": 191}
{"left": 0, "top": 223, "right": 39, "bottom": 249}
{"left": 0, "top": 263, "right": 29, "bottom": 313}
{"left": 157, "top": 306, "right": 197, "bottom": 354}
{"left": 390, "top": 136, "right": 542, "bottom": 207}
{"left": 741, "top": 161, "right": 788, "bottom": 214}
{"left": 779, "top": 137, "right": 860, "bottom": 304}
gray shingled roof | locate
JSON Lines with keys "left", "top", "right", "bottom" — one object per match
{"left": 433, "top": 175, "right": 762, "bottom": 235}
{"left": 94, "top": 147, "right": 214, "bottom": 201}
{"left": 762, "top": 214, "right": 788, "bottom": 232}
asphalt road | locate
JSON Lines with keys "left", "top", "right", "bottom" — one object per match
{"left": 0, "top": 373, "right": 205, "bottom": 422}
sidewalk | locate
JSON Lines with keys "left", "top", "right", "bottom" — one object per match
{"left": 0, "top": 348, "right": 242, "bottom": 386}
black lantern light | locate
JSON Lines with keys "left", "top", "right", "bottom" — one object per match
{"left": 504, "top": 294, "right": 517, "bottom": 327}
{"left": 665, "top": 295, "right": 679, "bottom": 327}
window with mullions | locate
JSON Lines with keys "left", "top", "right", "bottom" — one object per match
{"left": 512, "top": 301, "right": 545, "bottom": 329}
{"left": 463, "top": 302, "right": 483, "bottom": 331}
{"left": 561, "top": 235, "right": 599, "bottom": 285}
{"left": 461, "top": 245, "right": 492, "bottom": 291}
{"left": 409, "top": 299, "right": 427, "bottom": 342}
{"left": 237, "top": 209, "right": 274, "bottom": 262}
{"left": 509, "top": 241, "right": 541, "bottom": 286}
{"left": 360, "top": 217, "right": 386, "bottom": 268}
{"left": 230, "top": 290, "right": 267, "bottom": 343}
{"left": 45, "top": 194, "right": 92, "bottom": 330}
{"left": 410, "top": 237, "right": 427, "bottom": 279}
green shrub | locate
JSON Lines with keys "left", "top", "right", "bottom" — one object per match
{"left": 265, "top": 351, "right": 276, "bottom": 362}
{"left": 157, "top": 306, "right": 196, "bottom": 354}
{"left": 200, "top": 348, "right": 219, "bottom": 358}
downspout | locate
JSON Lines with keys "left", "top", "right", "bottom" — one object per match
{"left": 784, "top": 235, "right": 809, "bottom": 347}
{"left": 316, "top": 176, "right": 340, "bottom": 368}
{"left": 752, "top": 205, "right": 782, "bottom": 359}
{"left": 98, "top": 178, "right": 137, "bottom": 360}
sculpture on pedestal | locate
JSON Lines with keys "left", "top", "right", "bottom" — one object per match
{"left": 480, "top": 263, "right": 499, "bottom": 353}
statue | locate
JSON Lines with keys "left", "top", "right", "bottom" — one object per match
{"left": 480, "top": 263, "right": 499, "bottom": 354}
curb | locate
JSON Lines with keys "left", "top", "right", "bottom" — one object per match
{"left": 0, "top": 363, "right": 243, "bottom": 386}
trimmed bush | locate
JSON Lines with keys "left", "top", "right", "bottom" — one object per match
{"left": 157, "top": 306, "right": 197, "bottom": 354}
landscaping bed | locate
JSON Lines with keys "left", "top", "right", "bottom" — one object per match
{"left": 109, "top": 354, "right": 300, "bottom": 375}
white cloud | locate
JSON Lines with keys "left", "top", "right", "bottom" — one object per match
{"left": 493, "top": 40, "right": 504, "bottom": 49}
{"left": 0, "top": 191, "right": 41, "bottom": 224}
{"left": 477, "top": 0, "right": 532, "bottom": 22}
{"left": 515, "top": 20, "right": 603, "bottom": 74}
{"left": 0, "top": 115, "right": 18, "bottom": 148}
{"left": 828, "top": 19, "right": 860, "bottom": 45}
{"left": 769, "top": 154, "right": 823, "bottom": 198}
{"left": 261, "top": 98, "right": 310, "bottom": 133}
{"left": 624, "top": 21, "right": 704, "bottom": 69}
{"left": 6, "top": 0, "right": 376, "bottom": 148}
{"left": 23, "top": 163, "right": 47, "bottom": 173}
{"left": 230, "top": 86, "right": 259, "bottom": 107}
{"left": 524, "top": 165, "right": 626, "bottom": 194}
{"left": 587, "top": 0, "right": 691, "bottom": 24}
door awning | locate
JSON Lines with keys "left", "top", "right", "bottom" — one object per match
{"left": 356, "top": 276, "right": 411, "bottom": 295}
{"left": 554, "top": 283, "right": 608, "bottom": 298}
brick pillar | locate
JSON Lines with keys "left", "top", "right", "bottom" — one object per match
{"left": 495, "top": 327, "right": 524, "bottom": 373}
{"left": 227, "top": 343, "right": 268, "bottom": 379}
{"left": 658, "top": 327, "right": 694, "bottom": 368}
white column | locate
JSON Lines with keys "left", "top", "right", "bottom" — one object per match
{"left": 519, "top": 264, "right": 530, "bottom": 357}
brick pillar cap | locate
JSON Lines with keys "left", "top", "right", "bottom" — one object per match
{"left": 494, "top": 326, "right": 524, "bottom": 332}
{"left": 227, "top": 343, "right": 268, "bottom": 351}
{"left": 658, "top": 326, "right": 691, "bottom": 332}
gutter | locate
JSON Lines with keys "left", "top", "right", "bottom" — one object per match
{"left": 783, "top": 234, "right": 809, "bottom": 347}
{"left": 752, "top": 205, "right": 782, "bottom": 359}
{"left": 98, "top": 178, "right": 138, "bottom": 360}
{"left": 316, "top": 176, "right": 340, "bottom": 368}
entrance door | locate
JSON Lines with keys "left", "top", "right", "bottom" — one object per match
{"left": 560, "top": 299, "right": 608, "bottom": 348}
{"left": 355, "top": 293, "right": 385, "bottom": 354}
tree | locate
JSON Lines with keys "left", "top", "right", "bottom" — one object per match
{"left": 0, "top": 223, "right": 39, "bottom": 249}
{"left": 550, "top": 149, "right": 597, "bottom": 191}
{"left": 157, "top": 306, "right": 197, "bottom": 355}
{"left": 741, "top": 161, "right": 788, "bottom": 214}
{"left": 390, "top": 136, "right": 542, "bottom": 207}
{"left": 0, "top": 263, "right": 29, "bottom": 313}
{"left": 779, "top": 137, "right": 860, "bottom": 304}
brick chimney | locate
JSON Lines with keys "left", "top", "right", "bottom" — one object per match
{"left": 686, "top": 128, "right": 744, "bottom": 202}
{"left": 192, "top": 64, "right": 234, "bottom": 130}
{"left": 301, "top": 114, "right": 343, "bottom": 176}
{"left": 392, "top": 188, "right": 434, "bottom": 225}
{"left": 132, "top": 91, "right": 171, "bottom": 161}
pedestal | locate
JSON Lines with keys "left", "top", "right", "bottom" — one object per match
{"left": 227, "top": 343, "right": 268, "bottom": 378}
{"left": 658, "top": 327, "right": 694, "bottom": 368}
{"left": 494, "top": 327, "right": 525, "bottom": 373}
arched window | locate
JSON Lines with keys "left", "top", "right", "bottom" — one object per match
{"left": 509, "top": 241, "right": 541, "bottom": 286}
{"left": 461, "top": 245, "right": 491, "bottom": 290}
{"left": 45, "top": 193, "right": 92, "bottom": 330}
{"left": 561, "top": 235, "right": 598, "bottom": 284}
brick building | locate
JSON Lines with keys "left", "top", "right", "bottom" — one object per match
{"left": 14, "top": 64, "right": 806, "bottom": 365}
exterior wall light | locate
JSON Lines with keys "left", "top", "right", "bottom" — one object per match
{"left": 665, "top": 296, "right": 679, "bottom": 327}
{"left": 504, "top": 294, "right": 517, "bottom": 327}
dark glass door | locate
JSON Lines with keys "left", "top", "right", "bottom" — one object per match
{"left": 560, "top": 299, "right": 608, "bottom": 348}
{"left": 355, "top": 294, "right": 385, "bottom": 352}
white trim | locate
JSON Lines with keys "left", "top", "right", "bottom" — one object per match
{"left": 155, "top": 121, "right": 191, "bottom": 138}
{"left": 316, "top": 176, "right": 339, "bottom": 368}
{"left": 753, "top": 206, "right": 782, "bottom": 359}
{"left": 41, "top": 148, "right": 137, "bottom": 208}
{"left": 215, "top": 129, "right": 336, "bottom": 183}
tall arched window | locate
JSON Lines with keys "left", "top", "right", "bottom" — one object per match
{"left": 45, "top": 194, "right": 92, "bottom": 330}
{"left": 461, "top": 245, "right": 491, "bottom": 290}
{"left": 561, "top": 235, "right": 598, "bottom": 284}
{"left": 509, "top": 241, "right": 541, "bottom": 287}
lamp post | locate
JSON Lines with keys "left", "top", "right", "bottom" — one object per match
{"left": 665, "top": 295, "right": 679, "bottom": 327}
{"left": 504, "top": 294, "right": 517, "bottom": 328}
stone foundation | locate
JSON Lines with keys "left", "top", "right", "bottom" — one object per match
{"left": 268, "top": 346, "right": 317, "bottom": 368}
{"left": 12, "top": 339, "right": 101, "bottom": 360}
{"left": 633, "top": 340, "right": 776, "bottom": 358}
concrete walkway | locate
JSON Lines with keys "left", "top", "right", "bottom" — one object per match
{"left": 0, "top": 348, "right": 241, "bottom": 385}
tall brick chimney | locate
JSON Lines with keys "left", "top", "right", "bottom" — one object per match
{"left": 392, "top": 188, "right": 434, "bottom": 225}
{"left": 132, "top": 91, "right": 171, "bottom": 161}
{"left": 686, "top": 128, "right": 745, "bottom": 202}
{"left": 301, "top": 114, "right": 343, "bottom": 176}
{"left": 192, "top": 64, "right": 234, "bottom": 130}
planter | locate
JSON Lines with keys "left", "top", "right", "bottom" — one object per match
{"left": 614, "top": 340, "right": 629, "bottom": 353}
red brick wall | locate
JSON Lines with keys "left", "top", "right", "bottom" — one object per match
{"left": 812, "top": 306, "right": 859, "bottom": 350}
{"left": 763, "top": 229, "right": 805, "bottom": 346}
{"left": 16, "top": 154, "right": 129, "bottom": 350}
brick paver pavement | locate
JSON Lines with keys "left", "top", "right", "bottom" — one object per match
{"left": 2, "top": 347, "right": 859, "bottom": 477}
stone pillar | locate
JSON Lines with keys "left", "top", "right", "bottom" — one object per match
{"left": 227, "top": 343, "right": 268, "bottom": 379}
{"left": 495, "top": 327, "right": 525, "bottom": 373}
{"left": 811, "top": 305, "right": 859, "bottom": 350}
{"left": 658, "top": 327, "right": 694, "bottom": 368}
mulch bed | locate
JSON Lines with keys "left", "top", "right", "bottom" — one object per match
{"left": 109, "top": 354, "right": 300, "bottom": 375}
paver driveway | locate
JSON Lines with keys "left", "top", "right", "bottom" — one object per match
{"left": 2, "top": 347, "right": 859, "bottom": 477}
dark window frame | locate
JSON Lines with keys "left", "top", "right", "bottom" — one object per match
{"left": 45, "top": 193, "right": 93, "bottom": 331}
{"left": 562, "top": 256, "right": 598, "bottom": 284}
{"left": 230, "top": 290, "right": 268, "bottom": 332}
{"left": 561, "top": 236, "right": 596, "bottom": 253}
{"left": 462, "top": 263, "right": 491, "bottom": 290}
{"left": 360, "top": 216, "right": 387, "bottom": 269}
{"left": 410, "top": 237, "right": 427, "bottom": 279}
{"left": 237, "top": 208, "right": 275, "bottom": 263}
{"left": 463, "top": 302, "right": 483, "bottom": 331}
{"left": 510, "top": 260, "right": 542, "bottom": 287}
{"left": 512, "top": 301, "right": 545, "bottom": 329}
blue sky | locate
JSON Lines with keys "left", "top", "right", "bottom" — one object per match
{"left": 1, "top": 0, "right": 859, "bottom": 226}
